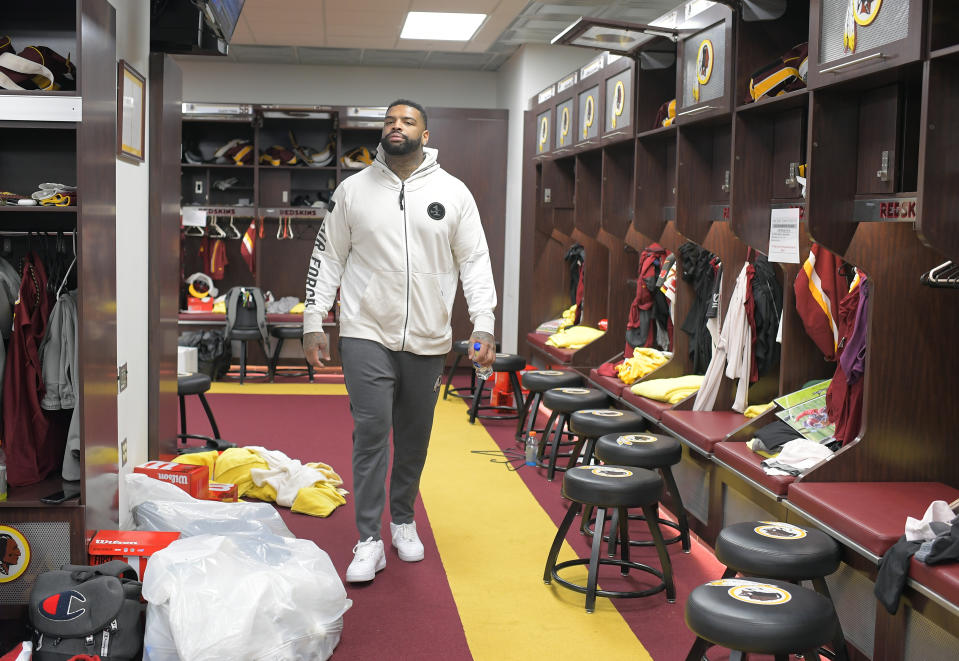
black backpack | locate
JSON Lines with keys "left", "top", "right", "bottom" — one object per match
{"left": 28, "top": 560, "right": 145, "bottom": 661}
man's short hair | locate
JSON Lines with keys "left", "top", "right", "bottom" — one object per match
{"left": 387, "top": 99, "right": 428, "bottom": 128}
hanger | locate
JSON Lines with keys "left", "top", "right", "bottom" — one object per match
{"left": 56, "top": 232, "right": 77, "bottom": 299}
{"left": 184, "top": 224, "right": 205, "bottom": 237}
{"left": 920, "top": 260, "right": 959, "bottom": 289}
{"left": 276, "top": 216, "right": 294, "bottom": 240}
{"left": 227, "top": 218, "right": 243, "bottom": 239}
{"left": 207, "top": 216, "right": 227, "bottom": 238}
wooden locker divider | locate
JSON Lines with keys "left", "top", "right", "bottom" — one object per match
{"left": 634, "top": 129, "right": 677, "bottom": 241}
{"left": 601, "top": 141, "right": 635, "bottom": 239}
{"left": 676, "top": 121, "right": 732, "bottom": 246}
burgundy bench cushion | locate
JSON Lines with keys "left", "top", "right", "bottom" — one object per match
{"left": 526, "top": 331, "right": 575, "bottom": 364}
{"left": 659, "top": 410, "right": 749, "bottom": 453}
{"left": 713, "top": 441, "right": 795, "bottom": 496}
{"left": 909, "top": 560, "right": 959, "bottom": 608}
{"left": 620, "top": 388, "right": 673, "bottom": 421}
{"left": 787, "top": 482, "right": 959, "bottom": 558}
{"left": 588, "top": 369, "right": 625, "bottom": 397}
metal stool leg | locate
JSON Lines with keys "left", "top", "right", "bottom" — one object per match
{"left": 643, "top": 503, "right": 676, "bottom": 602}
{"left": 544, "top": 502, "right": 581, "bottom": 583}
{"left": 661, "top": 466, "right": 691, "bottom": 552}
{"left": 239, "top": 341, "right": 247, "bottom": 385}
{"left": 197, "top": 392, "right": 221, "bottom": 439}
{"left": 812, "top": 577, "right": 850, "bottom": 661}
{"left": 684, "top": 637, "right": 712, "bottom": 661}
{"left": 468, "top": 372, "right": 488, "bottom": 423}
{"left": 516, "top": 390, "right": 538, "bottom": 442}
{"left": 585, "top": 506, "right": 607, "bottom": 613}
{"left": 179, "top": 394, "right": 187, "bottom": 439}
{"left": 508, "top": 370, "right": 525, "bottom": 418}
{"left": 443, "top": 353, "right": 463, "bottom": 400}
{"left": 269, "top": 337, "right": 285, "bottom": 382}
{"left": 618, "top": 507, "right": 631, "bottom": 575}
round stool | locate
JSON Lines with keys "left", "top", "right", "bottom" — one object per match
{"left": 267, "top": 325, "right": 314, "bottom": 382}
{"left": 568, "top": 408, "right": 647, "bottom": 468}
{"left": 442, "top": 339, "right": 501, "bottom": 401}
{"left": 684, "top": 577, "right": 841, "bottom": 660}
{"left": 468, "top": 353, "right": 527, "bottom": 423}
{"left": 515, "top": 369, "right": 582, "bottom": 443}
{"left": 177, "top": 373, "right": 235, "bottom": 454}
{"left": 589, "top": 432, "right": 691, "bottom": 553}
{"left": 705, "top": 520, "right": 849, "bottom": 660}
{"left": 544, "top": 464, "right": 675, "bottom": 613}
{"left": 539, "top": 387, "right": 609, "bottom": 481}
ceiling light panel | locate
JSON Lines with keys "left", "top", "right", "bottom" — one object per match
{"left": 400, "top": 12, "right": 487, "bottom": 41}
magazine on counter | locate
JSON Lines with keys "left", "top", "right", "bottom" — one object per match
{"left": 772, "top": 379, "right": 831, "bottom": 409}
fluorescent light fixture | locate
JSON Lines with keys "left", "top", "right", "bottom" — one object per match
{"left": 552, "top": 17, "right": 678, "bottom": 56}
{"left": 400, "top": 11, "right": 486, "bottom": 41}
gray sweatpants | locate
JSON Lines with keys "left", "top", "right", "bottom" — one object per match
{"left": 340, "top": 337, "right": 445, "bottom": 541}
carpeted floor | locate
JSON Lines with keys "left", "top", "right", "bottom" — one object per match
{"left": 180, "top": 377, "right": 775, "bottom": 660}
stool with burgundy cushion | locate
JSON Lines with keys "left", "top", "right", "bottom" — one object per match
{"left": 544, "top": 464, "right": 675, "bottom": 613}
{"left": 684, "top": 577, "right": 842, "bottom": 660}
{"left": 515, "top": 369, "right": 583, "bottom": 443}
{"left": 589, "top": 431, "right": 691, "bottom": 553}
{"left": 538, "top": 387, "right": 609, "bottom": 481}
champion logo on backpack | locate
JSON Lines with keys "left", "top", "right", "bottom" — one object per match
{"left": 40, "top": 589, "right": 87, "bottom": 621}
{"left": 427, "top": 202, "right": 445, "bottom": 220}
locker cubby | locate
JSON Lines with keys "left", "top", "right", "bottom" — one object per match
{"left": 600, "top": 140, "right": 635, "bottom": 239}
{"left": 338, "top": 126, "right": 379, "bottom": 174}
{"left": 181, "top": 118, "right": 255, "bottom": 167}
{"left": 807, "top": 70, "right": 922, "bottom": 254}
{"left": 675, "top": 4, "right": 734, "bottom": 126}
{"left": 636, "top": 55, "right": 678, "bottom": 135}
{"left": 731, "top": 100, "right": 808, "bottom": 252}
{"left": 541, "top": 156, "right": 575, "bottom": 236}
{"left": 735, "top": 0, "right": 811, "bottom": 109}
{"left": 808, "top": 0, "right": 925, "bottom": 88}
{"left": 917, "top": 50, "right": 959, "bottom": 261}
{"left": 676, "top": 121, "right": 732, "bottom": 245}
{"left": 634, "top": 128, "right": 677, "bottom": 241}
{"left": 928, "top": 0, "right": 959, "bottom": 56}
{"left": 4, "top": 0, "right": 80, "bottom": 94}
{"left": 573, "top": 150, "right": 602, "bottom": 235}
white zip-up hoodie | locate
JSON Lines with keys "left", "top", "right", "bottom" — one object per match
{"left": 304, "top": 145, "right": 497, "bottom": 355}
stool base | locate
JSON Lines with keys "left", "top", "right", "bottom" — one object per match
{"left": 583, "top": 509, "right": 689, "bottom": 551}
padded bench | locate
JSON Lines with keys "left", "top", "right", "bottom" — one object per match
{"left": 786, "top": 482, "right": 959, "bottom": 559}
{"left": 620, "top": 389, "right": 674, "bottom": 422}
{"left": 713, "top": 441, "right": 795, "bottom": 497}
{"left": 909, "top": 559, "right": 959, "bottom": 609}
{"left": 658, "top": 410, "right": 749, "bottom": 454}
{"left": 526, "top": 331, "right": 576, "bottom": 364}
{"left": 588, "top": 368, "right": 626, "bottom": 398}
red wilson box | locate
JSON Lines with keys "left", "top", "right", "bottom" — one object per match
{"left": 186, "top": 296, "right": 214, "bottom": 312}
{"left": 88, "top": 530, "right": 181, "bottom": 580}
{"left": 203, "top": 481, "right": 238, "bottom": 502}
{"left": 134, "top": 460, "right": 209, "bottom": 499}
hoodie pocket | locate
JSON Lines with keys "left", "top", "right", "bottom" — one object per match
{"left": 407, "top": 272, "right": 452, "bottom": 338}
{"left": 358, "top": 270, "right": 406, "bottom": 331}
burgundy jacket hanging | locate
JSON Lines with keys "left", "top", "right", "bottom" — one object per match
{"left": 626, "top": 243, "right": 671, "bottom": 350}
{"left": 3, "top": 252, "right": 53, "bottom": 486}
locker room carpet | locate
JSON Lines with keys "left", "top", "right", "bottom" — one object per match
{"left": 182, "top": 380, "right": 761, "bottom": 660}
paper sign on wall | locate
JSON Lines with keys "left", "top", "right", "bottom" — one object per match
{"left": 182, "top": 208, "right": 207, "bottom": 227}
{"left": 768, "top": 207, "right": 800, "bottom": 263}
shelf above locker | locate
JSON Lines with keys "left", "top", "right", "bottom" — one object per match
{"left": 0, "top": 94, "right": 81, "bottom": 122}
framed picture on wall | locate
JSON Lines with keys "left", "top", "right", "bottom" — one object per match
{"left": 117, "top": 59, "right": 145, "bottom": 164}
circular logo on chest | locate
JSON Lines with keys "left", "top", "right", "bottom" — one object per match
{"left": 753, "top": 522, "right": 808, "bottom": 540}
{"left": 427, "top": 202, "right": 446, "bottom": 220}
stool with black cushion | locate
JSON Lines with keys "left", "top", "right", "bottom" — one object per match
{"left": 538, "top": 387, "right": 608, "bottom": 481}
{"left": 588, "top": 432, "right": 691, "bottom": 553}
{"left": 267, "top": 325, "right": 314, "bottom": 382}
{"left": 694, "top": 520, "right": 849, "bottom": 660}
{"left": 544, "top": 464, "right": 676, "bottom": 613}
{"left": 567, "top": 408, "right": 647, "bottom": 469}
{"left": 684, "top": 577, "right": 842, "bottom": 661}
{"left": 177, "top": 373, "right": 235, "bottom": 454}
{"left": 468, "top": 353, "right": 527, "bottom": 424}
{"left": 515, "top": 369, "right": 582, "bottom": 443}
{"left": 442, "top": 339, "right": 501, "bottom": 401}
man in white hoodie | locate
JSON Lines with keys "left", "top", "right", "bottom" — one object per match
{"left": 303, "top": 100, "right": 497, "bottom": 582}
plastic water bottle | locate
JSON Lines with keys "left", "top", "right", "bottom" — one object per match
{"left": 472, "top": 342, "right": 493, "bottom": 380}
{"left": 525, "top": 431, "right": 538, "bottom": 466}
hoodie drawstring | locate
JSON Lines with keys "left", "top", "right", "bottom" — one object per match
{"left": 399, "top": 183, "right": 405, "bottom": 210}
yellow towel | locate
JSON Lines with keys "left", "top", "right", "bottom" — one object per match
{"left": 288, "top": 302, "right": 305, "bottom": 314}
{"left": 546, "top": 324, "right": 604, "bottom": 349}
{"left": 743, "top": 403, "right": 775, "bottom": 418}
{"left": 211, "top": 447, "right": 270, "bottom": 497}
{"left": 616, "top": 348, "right": 669, "bottom": 385}
{"left": 631, "top": 374, "right": 704, "bottom": 403}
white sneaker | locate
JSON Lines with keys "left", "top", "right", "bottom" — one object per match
{"left": 390, "top": 522, "right": 425, "bottom": 562}
{"left": 345, "top": 537, "right": 386, "bottom": 583}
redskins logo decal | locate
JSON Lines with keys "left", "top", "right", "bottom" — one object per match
{"left": 561, "top": 106, "right": 570, "bottom": 143}
{"left": 582, "top": 95, "right": 595, "bottom": 138}
{"left": 560, "top": 387, "right": 590, "bottom": 394}
{"left": 539, "top": 115, "right": 549, "bottom": 150}
{"left": 729, "top": 583, "right": 792, "bottom": 605}
{"left": 537, "top": 370, "right": 565, "bottom": 376}
{"left": 426, "top": 202, "right": 445, "bottom": 220}
{"left": 696, "top": 39, "right": 714, "bottom": 85}
{"left": 590, "top": 410, "right": 623, "bottom": 417}
{"left": 590, "top": 466, "right": 633, "bottom": 478}
{"left": 39, "top": 590, "right": 88, "bottom": 621}
{"left": 610, "top": 80, "right": 625, "bottom": 129}
{"left": 854, "top": 0, "right": 881, "bottom": 26}
{"left": 0, "top": 526, "right": 30, "bottom": 583}
{"left": 617, "top": 434, "right": 657, "bottom": 445}
{"left": 753, "top": 522, "right": 808, "bottom": 540}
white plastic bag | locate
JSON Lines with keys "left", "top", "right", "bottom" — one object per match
{"left": 125, "top": 472, "right": 293, "bottom": 538}
{"left": 142, "top": 534, "right": 351, "bottom": 661}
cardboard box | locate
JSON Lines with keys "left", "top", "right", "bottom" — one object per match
{"left": 186, "top": 296, "right": 213, "bottom": 312}
{"left": 203, "top": 481, "right": 238, "bottom": 502}
{"left": 177, "top": 346, "right": 198, "bottom": 375}
{"left": 134, "top": 460, "right": 209, "bottom": 499}
{"left": 88, "top": 530, "right": 181, "bottom": 580}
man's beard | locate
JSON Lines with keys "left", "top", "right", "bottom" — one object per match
{"left": 381, "top": 132, "right": 421, "bottom": 155}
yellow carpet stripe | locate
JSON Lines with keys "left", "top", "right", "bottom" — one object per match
{"left": 208, "top": 382, "right": 348, "bottom": 396}
{"left": 421, "top": 396, "right": 652, "bottom": 661}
